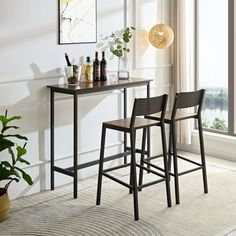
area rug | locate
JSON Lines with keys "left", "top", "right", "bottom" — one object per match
{"left": 0, "top": 205, "right": 162, "bottom": 236}
{"left": 1, "top": 154, "right": 236, "bottom": 236}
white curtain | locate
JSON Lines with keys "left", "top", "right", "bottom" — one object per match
{"left": 174, "top": 0, "right": 195, "bottom": 144}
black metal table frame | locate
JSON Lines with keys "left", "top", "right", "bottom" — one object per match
{"left": 48, "top": 79, "right": 151, "bottom": 198}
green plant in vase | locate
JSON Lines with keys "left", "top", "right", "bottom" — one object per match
{"left": 97, "top": 26, "right": 135, "bottom": 79}
{"left": 0, "top": 111, "right": 33, "bottom": 222}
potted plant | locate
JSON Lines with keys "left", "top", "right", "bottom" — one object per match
{"left": 97, "top": 26, "right": 135, "bottom": 79}
{"left": 0, "top": 111, "right": 33, "bottom": 222}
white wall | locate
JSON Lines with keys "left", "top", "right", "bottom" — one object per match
{"left": 0, "top": 0, "right": 173, "bottom": 199}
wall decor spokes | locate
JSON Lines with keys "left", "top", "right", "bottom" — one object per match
{"left": 58, "top": 0, "right": 97, "bottom": 44}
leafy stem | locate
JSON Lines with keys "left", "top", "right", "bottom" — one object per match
{"left": 0, "top": 111, "right": 33, "bottom": 191}
{"left": 97, "top": 26, "right": 135, "bottom": 59}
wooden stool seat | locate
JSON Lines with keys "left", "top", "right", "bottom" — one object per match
{"left": 104, "top": 117, "right": 160, "bottom": 131}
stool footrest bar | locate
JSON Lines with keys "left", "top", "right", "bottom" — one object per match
{"left": 136, "top": 164, "right": 165, "bottom": 178}
{"left": 138, "top": 179, "right": 166, "bottom": 189}
{"left": 169, "top": 166, "right": 203, "bottom": 177}
{"left": 165, "top": 152, "right": 203, "bottom": 167}
{"left": 177, "top": 155, "right": 202, "bottom": 167}
{"left": 143, "top": 161, "right": 166, "bottom": 174}
{"left": 178, "top": 166, "right": 203, "bottom": 176}
{"left": 66, "top": 151, "right": 131, "bottom": 172}
{"left": 125, "top": 147, "right": 148, "bottom": 155}
{"left": 102, "top": 172, "right": 131, "bottom": 188}
{"left": 54, "top": 166, "right": 74, "bottom": 177}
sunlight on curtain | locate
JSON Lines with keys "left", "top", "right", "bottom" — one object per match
{"left": 175, "top": 0, "right": 195, "bottom": 144}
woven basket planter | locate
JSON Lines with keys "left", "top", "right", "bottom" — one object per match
{"left": 0, "top": 188, "right": 10, "bottom": 222}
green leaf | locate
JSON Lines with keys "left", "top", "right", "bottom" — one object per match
{"left": 0, "top": 164, "right": 11, "bottom": 181}
{"left": 2, "top": 126, "right": 20, "bottom": 134}
{"left": 18, "top": 158, "right": 30, "bottom": 165}
{"left": 23, "top": 173, "right": 33, "bottom": 185}
{"left": 15, "top": 167, "right": 33, "bottom": 185}
{"left": 0, "top": 164, "right": 21, "bottom": 180}
{"left": 0, "top": 115, "right": 21, "bottom": 128}
{"left": 14, "top": 134, "right": 28, "bottom": 140}
{"left": 6, "top": 115, "right": 22, "bottom": 124}
{"left": 111, "top": 49, "right": 119, "bottom": 56}
{"left": 1, "top": 161, "right": 11, "bottom": 168}
{"left": 16, "top": 145, "right": 27, "bottom": 159}
{"left": 123, "top": 37, "right": 129, "bottom": 43}
{"left": 103, "top": 25, "right": 135, "bottom": 58}
{"left": 3, "top": 134, "right": 28, "bottom": 141}
{"left": 8, "top": 147, "right": 16, "bottom": 165}
{"left": 0, "top": 115, "right": 7, "bottom": 127}
{"left": 0, "top": 138, "right": 14, "bottom": 152}
{"left": 117, "top": 51, "right": 123, "bottom": 57}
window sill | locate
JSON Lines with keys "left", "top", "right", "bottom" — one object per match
{"left": 178, "top": 130, "right": 236, "bottom": 162}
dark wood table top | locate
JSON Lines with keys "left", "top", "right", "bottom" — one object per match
{"left": 47, "top": 77, "right": 152, "bottom": 95}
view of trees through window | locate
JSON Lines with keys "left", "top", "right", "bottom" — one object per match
{"left": 198, "top": 0, "right": 228, "bottom": 132}
{"left": 202, "top": 89, "right": 228, "bottom": 131}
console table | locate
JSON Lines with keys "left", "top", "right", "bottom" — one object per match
{"left": 47, "top": 78, "right": 152, "bottom": 198}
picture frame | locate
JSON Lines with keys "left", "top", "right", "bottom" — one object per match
{"left": 58, "top": 0, "right": 97, "bottom": 44}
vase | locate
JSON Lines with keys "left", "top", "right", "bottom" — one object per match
{"left": 118, "top": 57, "right": 129, "bottom": 80}
{"left": 0, "top": 188, "right": 10, "bottom": 222}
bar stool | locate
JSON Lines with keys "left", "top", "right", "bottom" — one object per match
{"left": 145, "top": 89, "right": 208, "bottom": 205}
{"left": 96, "top": 94, "right": 172, "bottom": 221}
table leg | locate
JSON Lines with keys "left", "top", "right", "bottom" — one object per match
{"left": 73, "top": 93, "right": 78, "bottom": 198}
{"left": 124, "top": 88, "right": 127, "bottom": 164}
{"left": 50, "top": 89, "right": 55, "bottom": 190}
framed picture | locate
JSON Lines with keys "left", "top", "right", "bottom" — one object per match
{"left": 58, "top": 0, "right": 97, "bottom": 44}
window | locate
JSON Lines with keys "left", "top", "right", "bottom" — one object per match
{"left": 197, "top": 0, "right": 234, "bottom": 135}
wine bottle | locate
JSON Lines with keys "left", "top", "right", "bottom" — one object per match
{"left": 65, "top": 53, "right": 72, "bottom": 66}
{"left": 93, "top": 51, "right": 100, "bottom": 82}
{"left": 85, "top": 56, "right": 93, "bottom": 83}
{"left": 100, "top": 51, "right": 107, "bottom": 81}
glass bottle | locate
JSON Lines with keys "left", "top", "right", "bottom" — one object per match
{"left": 100, "top": 51, "right": 107, "bottom": 81}
{"left": 93, "top": 51, "right": 100, "bottom": 82}
{"left": 85, "top": 56, "right": 93, "bottom": 83}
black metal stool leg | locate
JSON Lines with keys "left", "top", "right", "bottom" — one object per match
{"left": 96, "top": 125, "right": 106, "bottom": 205}
{"left": 130, "top": 130, "right": 139, "bottom": 220}
{"left": 161, "top": 123, "right": 172, "bottom": 207}
{"left": 138, "top": 128, "right": 147, "bottom": 191}
{"left": 129, "top": 156, "right": 133, "bottom": 194}
{"left": 129, "top": 132, "right": 136, "bottom": 194}
{"left": 198, "top": 117, "right": 208, "bottom": 194}
{"left": 171, "top": 122, "right": 180, "bottom": 205}
{"left": 168, "top": 124, "right": 172, "bottom": 172}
